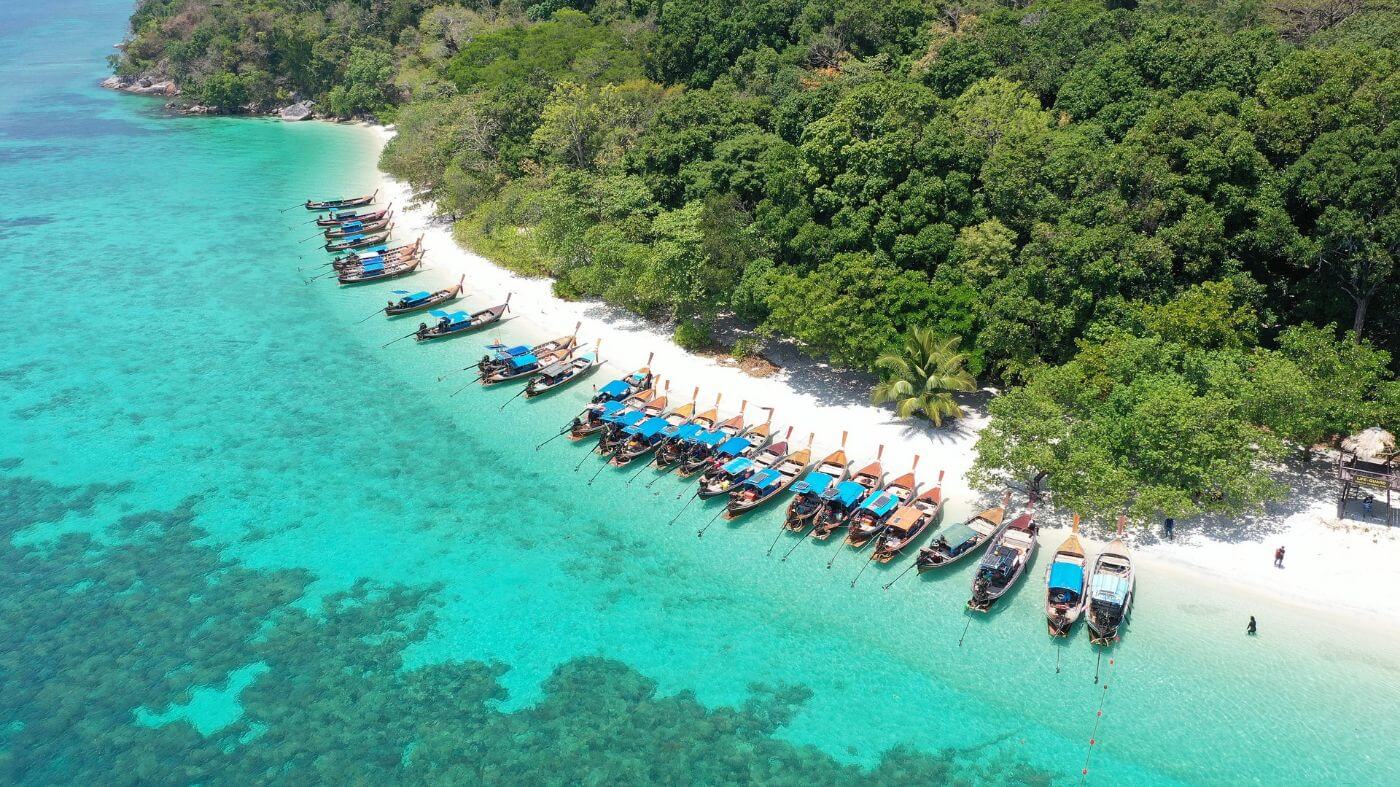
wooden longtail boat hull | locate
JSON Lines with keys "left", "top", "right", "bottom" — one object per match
{"left": 324, "top": 217, "right": 391, "bottom": 238}
{"left": 336, "top": 254, "right": 422, "bottom": 285}
{"left": 306, "top": 190, "right": 377, "bottom": 211}
{"left": 525, "top": 355, "right": 598, "bottom": 398}
{"left": 316, "top": 206, "right": 392, "bottom": 227}
{"left": 723, "top": 449, "right": 811, "bottom": 519}
{"left": 915, "top": 496, "right": 1010, "bottom": 573}
{"left": 414, "top": 302, "right": 508, "bottom": 342}
{"left": 1086, "top": 536, "right": 1134, "bottom": 645}
{"left": 967, "top": 512, "right": 1038, "bottom": 612}
{"left": 325, "top": 228, "right": 393, "bottom": 252}
{"left": 873, "top": 484, "right": 945, "bottom": 563}
{"left": 383, "top": 277, "right": 464, "bottom": 316}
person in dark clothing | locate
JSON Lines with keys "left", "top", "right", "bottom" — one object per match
{"left": 1274, "top": 546, "right": 1285, "bottom": 568}
{"left": 1164, "top": 518, "right": 1174, "bottom": 539}
{"left": 1247, "top": 616, "right": 1257, "bottom": 636}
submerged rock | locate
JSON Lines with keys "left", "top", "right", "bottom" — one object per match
{"left": 278, "top": 101, "right": 314, "bottom": 122}
{"left": 100, "top": 75, "right": 178, "bottom": 97}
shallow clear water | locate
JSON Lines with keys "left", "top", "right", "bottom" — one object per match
{"left": 4, "top": 2, "right": 1400, "bottom": 784}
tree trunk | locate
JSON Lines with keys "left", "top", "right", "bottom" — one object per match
{"left": 1351, "top": 292, "right": 1369, "bottom": 340}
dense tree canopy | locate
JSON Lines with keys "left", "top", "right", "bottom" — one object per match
{"left": 117, "top": 0, "right": 1400, "bottom": 523}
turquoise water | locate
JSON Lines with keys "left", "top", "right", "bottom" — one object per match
{"left": 4, "top": 1, "right": 1400, "bottom": 784}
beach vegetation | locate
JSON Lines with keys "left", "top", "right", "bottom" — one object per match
{"left": 871, "top": 329, "right": 978, "bottom": 426}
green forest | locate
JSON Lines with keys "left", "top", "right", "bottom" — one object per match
{"left": 116, "top": 0, "right": 1400, "bottom": 521}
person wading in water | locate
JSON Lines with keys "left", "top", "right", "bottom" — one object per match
{"left": 1247, "top": 616, "right": 1257, "bottom": 636}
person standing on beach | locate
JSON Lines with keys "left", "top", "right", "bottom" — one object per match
{"left": 1274, "top": 546, "right": 1285, "bottom": 568}
{"left": 1247, "top": 616, "right": 1257, "bottom": 636}
{"left": 1164, "top": 518, "right": 1174, "bottom": 539}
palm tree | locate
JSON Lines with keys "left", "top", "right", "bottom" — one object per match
{"left": 871, "top": 328, "right": 976, "bottom": 426}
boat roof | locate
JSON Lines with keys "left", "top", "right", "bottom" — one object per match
{"left": 886, "top": 505, "right": 922, "bottom": 533}
{"left": 832, "top": 480, "right": 867, "bottom": 506}
{"left": 537, "top": 358, "right": 572, "bottom": 376}
{"left": 1090, "top": 573, "right": 1130, "bottom": 603}
{"left": 721, "top": 456, "right": 753, "bottom": 474}
{"left": 1049, "top": 562, "right": 1085, "bottom": 592}
{"left": 599, "top": 379, "right": 631, "bottom": 398}
{"left": 400, "top": 290, "right": 430, "bottom": 301}
{"left": 429, "top": 309, "right": 469, "bottom": 324}
{"left": 861, "top": 491, "right": 900, "bottom": 517}
{"left": 509, "top": 354, "right": 539, "bottom": 368}
{"left": 626, "top": 417, "right": 669, "bottom": 439}
{"left": 360, "top": 261, "right": 384, "bottom": 272}
{"left": 1007, "top": 513, "right": 1036, "bottom": 532}
{"left": 609, "top": 410, "right": 646, "bottom": 427}
{"left": 793, "top": 472, "right": 835, "bottom": 496}
{"left": 692, "top": 429, "right": 725, "bottom": 447}
{"left": 597, "top": 400, "right": 626, "bottom": 416}
{"left": 717, "top": 436, "right": 752, "bottom": 457}
{"left": 745, "top": 468, "right": 782, "bottom": 491}
{"left": 672, "top": 423, "right": 705, "bottom": 441}
{"left": 941, "top": 523, "right": 977, "bottom": 546}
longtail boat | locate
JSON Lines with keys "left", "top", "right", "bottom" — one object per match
{"left": 915, "top": 491, "right": 1012, "bottom": 572}
{"left": 1086, "top": 515, "right": 1135, "bottom": 645}
{"left": 336, "top": 253, "right": 422, "bottom": 285}
{"left": 1045, "top": 513, "right": 1089, "bottom": 637}
{"left": 598, "top": 391, "right": 670, "bottom": 455}
{"left": 968, "top": 503, "right": 1038, "bottom": 612}
{"left": 316, "top": 204, "right": 392, "bottom": 227}
{"left": 482, "top": 341, "right": 576, "bottom": 386}
{"left": 324, "top": 215, "right": 392, "bottom": 238}
{"left": 655, "top": 394, "right": 721, "bottom": 469}
{"left": 332, "top": 237, "right": 422, "bottom": 268}
{"left": 873, "top": 471, "right": 946, "bottom": 563}
{"left": 785, "top": 448, "right": 850, "bottom": 531}
{"left": 525, "top": 346, "right": 600, "bottom": 398}
{"left": 724, "top": 442, "right": 813, "bottom": 519}
{"left": 683, "top": 417, "right": 770, "bottom": 479}
{"left": 698, "top": 431, "right": 788, "bottom": 499}
{"left": 611, "top": 401, "right": 696, "bottom": 466}
{"left": 305, "top": 189, "right": 377, "bottom": 211}
{"left": 383, "top": 275, "right": 465, "bottom": 317}
{"left": 325, "top": 225, "right": 393, "bottom": 252}
{"left": 570, "top": 383, "right": 658, "bottom": 441}
{"left": 414, "top": 297, "right": 510, "bottom": 342}
{"left": 675, "top": 413, "right": 749, "bottom": 477}
{"left": 478, "top": 323, "right": 579, "bottom": 373}
{"left": 845, "top": 465, "right": 919, "bottom": 548}
{"left": 811, "top": 449, "right": 884, "bottom": 540}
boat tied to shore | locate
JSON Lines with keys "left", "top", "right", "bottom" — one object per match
{"left": 525, "top": 344, "right": 600, "bottom": 398}
{"left": 332, "top": 237, "right": 421, "bottom": 268}
{"left": 336, "top": 251, "right": 422, "bottom": 285}
{"left": 382, "top": 275, "right": 464, "bottom": 316}
{"left": 414, "top": 296, "right": 510, "bottom": 342}
{"left": 872, "top": 471, "right": 945, "bottom": 563}
{"left": 810, "top": 448, "right": 884, "bottom": 540}
{"left": 305, "top": 190, "right": 377, "bottom": 211}
{"left": 845, "top": 462, "right": 920, "bottom": 548}
{"left": 323, "top": 215, "right": 392, "bottom": 238}
{"left": 324, "top": 224, "right": 394, "bottom": 252}
{"left": 915, "top": 491, "right": 1012, "bottom": 572}
{"left": 697, "top": 427, "right": 784, "bottom": 498}
{"left": 482, "top": 339, "right": 577, "bottom": 385}
{"left": 724, "top": 438, "right": 813, "bottom": 519}
{"left": 968, "top": 501, "right": 1038, "bottom": 612}
{"left": 1045, "top": 513, "right": 1089, "bottom": 637}
{"left": 1086, "top": 515, "right": 1135, "bottom": 645}
{"left": 316, "top": 203, "right": 392, "bottom": 227}
{"left": 784, "top": 438, "right": 851, "bottom": 531}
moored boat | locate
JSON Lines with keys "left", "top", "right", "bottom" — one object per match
{"left": 675, "top": 412, "right": 750, "bottom": 477}
{"left": 1086, "top": 515, "right": 1135, "bottom": 645}
{"left": 323, "top": 216, "right": 391, "bottom": 239}
{"left": 324, "top": 225, "right": 393, "bottom": 252}
{"left": 477, "top": 323, "right": 580, "bottom": 374}
{"left": 305, "top": 189, "right": 377, "bottom": 211}
{"left": 698, "top": 429, "right": 787, "bottom": 499}
{"left": 915, "top": 491, "right": 1012, "bottom": 572}
{"left": 811, "top": 450, "right": 884, "bottom": 540}
{"left": 316, "top": 204, "right": 392, "bottom": 227}
{"left": 723, "top": 442, "right": 813, "bottom": 519}
{"left": 336, "top": 252, "right": 422, "bottom": 285}
{"left": 482, "top": 341, "right": 577, "bottom": 385}
{"left": 610, "top": 401, "right": 696, "bottom": 466}
{"left": 383, "top": 275, "right": 465, "bottom": 317}
{"left": 967, "top": 503, "right": 1038, "bottom": 612}
{"left": 845, "top": 465, "right": 919, "bottom": 548}
{"left": 784, "top": 446, "right": 850, "bottom": 531}
{"left": 872, "top": 471, "right": 945, "bottom": 563}
{"left": 598, "top": 391, "right": 669, "bottom": 455}
{"left": 654, "top": 395, "right": 721, "bottom": 468}
{"left": 414, "top": 296, "right": 510, "bottom": 342}
{"left": 1045, "top": 514, "right": 1089, "bottom": 637}
{"left": 332, "top": 237, "right": 422, "bottom": 268}
{"left": 524, "top": 346, "right": 600, "bottom": 398}
{"left": 566, "top": 374, "right": 657, "bottom": 440}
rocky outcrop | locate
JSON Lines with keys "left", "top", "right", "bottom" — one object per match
{"left": 101, "top": 75, "right": 179, "bottom": 97}
{"left": 278, "top": 101, "right": 314, "bottom": 122}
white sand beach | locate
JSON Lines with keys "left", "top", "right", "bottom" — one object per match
{"left": 365, "top": 126, "right": 1400, "bottom": 627}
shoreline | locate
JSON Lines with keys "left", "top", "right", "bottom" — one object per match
{"left": 357, "top": 125, "right": 1400, "bottom": 629}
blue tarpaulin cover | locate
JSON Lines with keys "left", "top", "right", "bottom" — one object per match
{"left": 341, "top": 221, "right": 363, "bottom": 229}
{"left": 360, "top": 262, "right": 384, "bottom": 272}
{"left": 832, "top": 481, "right": 867, "bottom": 507}
{"left": 746, "top": 468, "right": 781, "bottom": 491}
{"left": 717, "top": 436, "right": 751, "bottom": 457}
{"left": 673, "top": 424, "right": 705, "bottom": 441}
{"left": 626, "top": 417, "right": 667, "bottom": 439}
{"left": 598, "top": 400, "right": 626, "bottom": 416}
{"left": 609, "top": 410, "right": 646, "bottom": 427}
{"left": 721, "top": 457, "right": 754, "bottom": 474}
{"left": 793, "top": 472, "right": 834, "bottom": 496}
{"left": 1049, "top": 562, "right": 1084, "bottom": 592}
{"left": 509, "top": 354, "right": 539, "bottom": 368}
{"left": 403, "top": 291, "right": 431, "bottom": 302}
{"left": 1090, "top": 574, "right": 1129, "bottom": 603}
{"left": 695, "top": 430, "right": 727, "bottom": 447}
{"left": 862, "top": 491, "right": 899, "bottom": 517}
{"left": 599, "top": 380, "right": 630, "bottom": 398}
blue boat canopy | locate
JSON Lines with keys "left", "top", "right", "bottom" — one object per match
{"left": 792, "top": 472, "right": 834, "bottom": 496}
{"left": 360, "top": 262, "right": 384, "bottom": 272}
{"left": 599, "top": 379, "right": 630, "bottom": 398}
{"left": 862, "top": 491, "right": 899, "bottom": 517}
{"left": 673, "top": 424, "right": 705, "bottom": 441}
{"left": 509, "top": 354, "right": 539, "bottom": 368}
{"left": 1049, "top": 562, "right": 1085, "bottom": 592}
{"left": 611, "top": 410, "right": 646, "bottom": 427}
{"left": 695, "top": 430, "right": 727, "bottom": 447}
{"left": 746, "top": 468, "right": 782, "bottom": 491}
{"left": 625, "top": 417, "right": 668, "bottom": 439}
{"left": 341, "top": 234, "right": 364, "bottom": 241}
{"left": 357, "top": 255, "right": 384, "bottom": 266}
{"left": 721, "top": 456, "right": 753, "bottom": 475}
{"left": 717, "top": 436, "right": 751, "bottom": 457}
{"left": 832, "top": 481, "right": 867, "bottom": 506}
{"left": 1090, "top": 574, "right": 1130, "bottom": 604}
{"left": 342, "top": 221, "right": 363, "bottom": 229}
{"left": 597, "top": 400, "right": 626, "bottom": 416}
